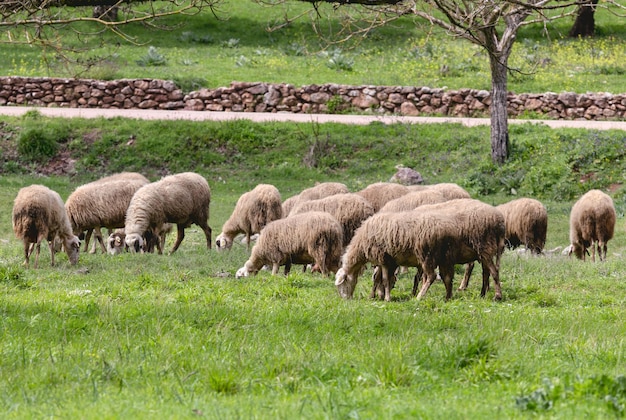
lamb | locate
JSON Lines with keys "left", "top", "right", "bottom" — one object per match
{"left": 496, "top": 198, "right": 548, "bottom": 255}
{"left": 124, "top": 172, "right": 212, "bottom": 254}
{"left": 568, "top": 189, "right": 616, "bottom": 261}
{"left": 379, "top": 189, "right": 447, "bottom": 213}
{"left": 215, "top": 184, "right": 283, "bottom": 251}
{"left": 107, "top": 223, "right": 173, "bottom": 255}
{"left": 65, "top": 172, "right": 149, "bottom": 254}
{"left": 235, "top": 211, "right": 343, "bottom": 278}
{"left": 356, "top": 182, "right": 410, "bottom": 212}
{"left": 281, "top": 182, "right": 349, "bottom": 216}
{"left": 12, "top": 184, "right": 80, "bottom": 268}
{"left": 289, "top": 193, "right": 375, "bottom": 246}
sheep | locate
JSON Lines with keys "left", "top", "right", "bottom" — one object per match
{"left": 235, "top": 211, "right": 343, "bottom": 278}
{"left": 496, "top": 198, "right": 548, "bottom": 255}
{"left": 289, "top": 193, "right": 375, "bottom": 246}
{"left": 356, "top": 182, "right": 410, "bottom": 212}
{"left": 107, "top": 223, "right": 173, "bottom": 255}
{"left": 65, "top": 172, "right": 150, "bottom": 254}
{"left": 568, "top": 189, "right": 616, "bottom": 261}
{"left": 335, "top": 210, "right": 471, "bottom": 302}
{"left": 124, "top": 172, "right": 212, "bottom": 254}
{"left": 354, "top": 199, "right": 505, "bottom": 301}
{"left": 282, "top": 182, "right": 349, "bottom": 216}
{"left": 379, "top": 189, "right": 447, "bottom": 213}
{"left": 426, "top": 183, "right": 471, "bottom": 200}
{"left": 12, "top": 184, "right": 80, "bottom": 268}
{"left": 215, "top": 184, "right": 283, "bottom": 251}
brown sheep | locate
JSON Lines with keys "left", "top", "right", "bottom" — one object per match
{"left": 379, "top": 189, "right": 447, "bottom": 213}
{"left": 568, "top": 189, "right": 616, "bottom": 261}
{"left": 496, "top": 198, "right": 548, "bottom": 255}
{"left": 12, "top": 184, "right": 80, "bottom": 268}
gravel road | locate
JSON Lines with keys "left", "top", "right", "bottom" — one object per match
{"left": 1, "top": 106, "right": 625, "bottom": 130}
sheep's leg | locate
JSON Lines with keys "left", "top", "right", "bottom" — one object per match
{"left": 412, "top": 265, "right": 424, "bottom": 296}
{"left": 245, "top": 233, "right": 251, "bottom": 251}
{"left": 48, "top": 240, "right": 56, "bottom": 267}
{"left": 416, "top": 265, "right": 437, "bottom": 300}
{"left": 169, "top": 225, "right": 185, "bottom": 254}
{"left": 197, "top": 221, "right": 212, "bottom": 250}
{"left": 482, "top": 258, "right": 502, "bottom": 301}
{"left": 83, "top": 229, "right": 93, "bottom": 252}
{"left": 272, "top": 263, "right": 280, "bottom": 275}
{"left": 370, "top": 266, "right": 381, "bottom": 299}
{"left": 284, "top": 261, "right": 292, "bottom": 275}
{"left": 458, "top": 262, "right": 474, "bottom": 291}
{"left": 381, "top": 265, "right": 392, "bottom": 302}
{"left": 591, "top": 241, "right": 597, "bottom": 262}
{"left": 23, "top": 241, "right": 32, "bottom": 267}
{"left": 439, "top": 264, "right": 455, "bottom": 300}
{"left": 94, "top": 227, "right": 107, "bottom": 254}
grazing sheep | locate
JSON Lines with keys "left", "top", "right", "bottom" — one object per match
{"left": 496, "top": 198, "right": 548, "bottom": 255}
{"left": 290, "top": 193, "right": 375, "bottom": 246}
{"left": 335, "top": 210, "right": 470, "bottom": 301}
{"left": 366, "top": 199, "right": 505, "bottom": 300}
{"left": 65, "top": 172, "right": 150, "bottom": 254}
{"left": 282, "top": 182, "right": 349, "bottom": 216}
{"left": 235, "top": 211, "right": 343, "bottom": 278}
{"left": 12, "top": 184, "right": 80, "bottom": 268}
{"left": 568, "top": 189, "right": 616, "bottom": 261}
{"left": 356, "top": 182, "right": 410, "bottom": 212}
{"left": 124, "top": 172, "right": 212, "bottom": 254}
{"left": 216, "top": 184, "right": 283, "bottom": 251}
{"left": 379, "top": 189, "right": 447, "bottom": 213}
{"left": 107, "top": 223, "right": 173, "bottom": 255}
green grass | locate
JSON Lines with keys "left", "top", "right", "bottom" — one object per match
{"left": 0, "top": 113, "right": 626, "bottom": 418}
{"left": 1, "top": 1, "right": 625, "bottom": 94}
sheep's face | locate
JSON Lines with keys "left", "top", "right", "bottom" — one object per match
{"left": 107, "top": 233, "right": 126, "bottom": 255}
{"left": 334, "top": 267, "right": 356, "bottom": 299}
{"left": 125, "top": 233, "right": 144, "bottom": 253}
{"left": 64, "top": 236, "right": 81, "bottom": 265}
{"left": 215, "top": 233, "right": 233, "bottom": 251}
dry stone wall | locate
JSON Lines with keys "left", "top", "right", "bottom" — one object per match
{"left": 0, "top": 77, "right": 624, "bottom": 120}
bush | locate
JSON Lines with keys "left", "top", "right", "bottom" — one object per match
{"left": 17, "top": 127, "right": 60, "bottom": 161}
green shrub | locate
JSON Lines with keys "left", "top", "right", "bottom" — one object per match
{"left": 17, "top": 127, "right": 60, "bottom": 161}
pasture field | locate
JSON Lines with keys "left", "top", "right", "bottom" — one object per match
{"left": 0, "top": 113, "right": 626, "bottom": 418}
{"left": 0, "top": 1, "right": 625, "bottom": 94}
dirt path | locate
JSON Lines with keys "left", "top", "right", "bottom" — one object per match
{"left": 1, "top": 106, "right": 625, "bottom": 130}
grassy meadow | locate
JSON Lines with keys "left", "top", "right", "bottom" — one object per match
{"left": 1, "top": 1, "right": 625, "bottom": 94}
{"left": 0, "top": 113, "right": 625, "bottom": 418}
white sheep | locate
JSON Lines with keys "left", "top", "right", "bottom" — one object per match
{"left": 12, "top": 184, "right": 80, "bottom": 268}
{"left": 356, "top": 182, "right": 410, "bottom": 212}
{"left": 423, "top": 183, "right": 471, "bottom": 200}
{"left": 281, "top": 182, "right": 349, "bottom": 216}
{"left": 568, "top": 189, "right": 616, "bottom": 261}
{"left": 289, "top": 193, "right": 375, "bottom": 247}
{"left": 65, "top": 172, "right": 149, "bottom": 254}
{"left": 235, "top": 211, "right": 343, "bottom": 278}
{"left": 215, "top": 184, "right": 283, "bottom": 251}
{"left": 496, "top": 198, "right": 548, "bottom": 255}
{"left": 124, "top": 172, "right": 212, "bottom": 254}
{"left": 106, "top": 223, "right": 173, "bottom": 255}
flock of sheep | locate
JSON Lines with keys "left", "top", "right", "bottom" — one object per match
{"left": 11, "top": 171, "right": 618, "bottom": 301}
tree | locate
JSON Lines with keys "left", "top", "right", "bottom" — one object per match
{"left": 270, "top": 0, "right": 612, "bottom": 164}
{"left": 569, "top": 0, "right": 599, "bottom": 37}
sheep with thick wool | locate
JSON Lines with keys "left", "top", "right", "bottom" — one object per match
{"left": 289, "top": 193, "right": 375, "bottom": 246}
{"left": 356, "top": 182, "right": 410, "bottom": 212}
{"left": 65, "top": 172, "right": 149, "bottom": 254}
{"left": 379, "top": 189, "right": 447, "bottom": 213}
{"left": 124, "top": 172, "right": 212, "bottom": 254}
{"left": 568, "top": 189, "right": 616, "bottom": 261}
{"left": 336, "top": 209, "right": 484, "bottom": 302}
{"left": 281, "top": 182, "right": 349, "bottom": 216}
{"left": 423, "top": 183, "right": 471, "bottom": 200}
{"left": 236, "top": 211, "right": 343, "bottom": 278}
{"left": 216, "top": 184, "right": 283, "bottom": 251}
{"left": 12, "top": 184, "right": 80, "bottom": 268}
{"left": 496, "top": 198, "right": 548, "bottom": 255}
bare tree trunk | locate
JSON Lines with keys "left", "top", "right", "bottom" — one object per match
{"left": 569, "top": 0, "right": 598, "bottom": 37}
{"left": 489, "top": 52, "right": 510, "bottom": 165}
